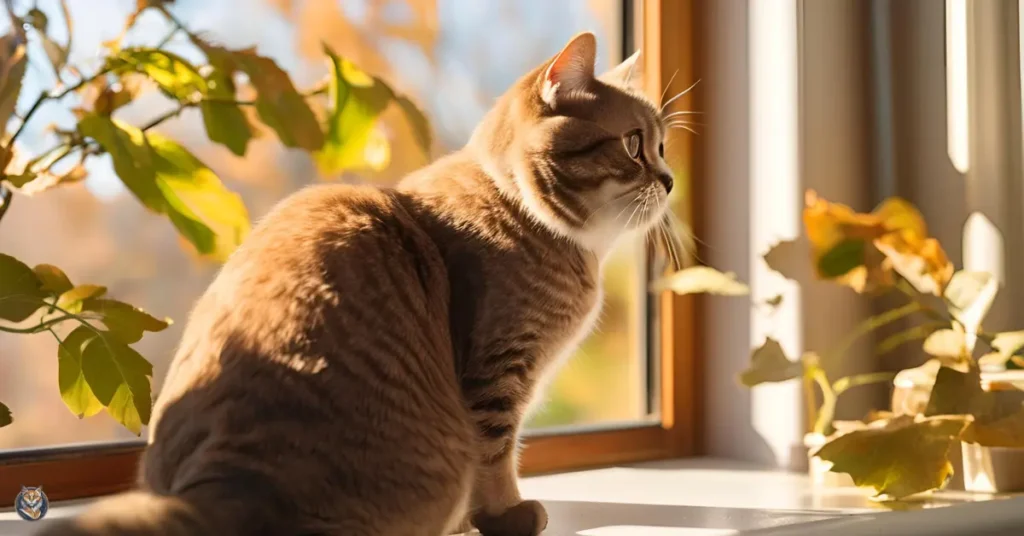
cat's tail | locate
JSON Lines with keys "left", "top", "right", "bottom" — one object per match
{"left": 33, "top": 490, "right": 213, "bottom": 536}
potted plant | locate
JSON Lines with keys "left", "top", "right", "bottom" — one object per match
{"left": 656, "top": 191, "right": 1024, "bottom": 501}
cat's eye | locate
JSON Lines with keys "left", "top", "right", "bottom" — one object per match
{"left": 658, "top": 143, "right": 665, "bottom": 158}
{"left": 624, "top": 133, "right": 642, "bottom": 159}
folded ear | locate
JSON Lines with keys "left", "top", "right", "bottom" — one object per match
{"left": 540, "top": 32, "right": 597, "bottom": 107}
{"left": 599, "top": 49, "right": 643, "bottom": 91}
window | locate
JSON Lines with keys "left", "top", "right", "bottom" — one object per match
{"left": 0, "top": 0, "right": 700, "bottom": 499}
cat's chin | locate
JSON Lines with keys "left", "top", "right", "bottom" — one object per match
{"left": 572, "top": 204, "right": 669, "bottom": 258}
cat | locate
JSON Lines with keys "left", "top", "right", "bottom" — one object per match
{"left": 38, "top": 31, "right": 675, "bottom": 536}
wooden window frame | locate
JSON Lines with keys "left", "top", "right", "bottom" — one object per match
{"left": 0, "top": 0, "right": 702, "bottom": 502}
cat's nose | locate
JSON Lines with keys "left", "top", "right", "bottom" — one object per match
{"left": 655, "top": 172, "right": 673, "bottom": 194}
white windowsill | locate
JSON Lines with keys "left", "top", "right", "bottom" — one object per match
{"left": 0, "top": 457, "right": 999, "bottom": 535}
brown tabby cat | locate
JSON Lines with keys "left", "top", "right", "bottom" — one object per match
{"left": 40, "top": 32, "right": 675, "bottom": 536}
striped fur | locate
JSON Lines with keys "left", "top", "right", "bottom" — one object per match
{"left": 39, "top": 32, "right": 673, "bottom": 536}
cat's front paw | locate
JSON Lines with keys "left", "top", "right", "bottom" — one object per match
{"left": 472, "top": 500, "right": 548, "bottom": 536}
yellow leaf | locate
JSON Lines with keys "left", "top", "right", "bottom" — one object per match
{"left": 650, "top": 266, "right": 750, "bottom": 296}
{"left": 922, "top": 329, "right": 968, "bottom": 360}
{"left": 813, "top": 414, "right": 969, "bottom": 499}
{"left": 874, "top": 234, "right": 953, "bottom": 296}
{"left": 802, "top": 191, "right": 952, "bottom": 295}
{"left": 925, "top": 366, "right": 1024, "bottom": 448}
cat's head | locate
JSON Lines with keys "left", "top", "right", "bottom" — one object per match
{"left": 472, "top": 32, "right": 676, "bottom": 256}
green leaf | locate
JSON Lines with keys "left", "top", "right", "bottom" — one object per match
{"left": 650, "top": 265, "right": 750, "bottom": 296}
{"left": 316, "top": 45, "right": 394, "bottom": 174}
{"left": 817, "top": 239, "right": 864, "bottom": 279}
{"left": 105, "top": 48, "right": 207, "bottom": 102}
{"left": 3, "top": 171, "right": 35, "bottom": 187}
{"left": 33, "top": 264, "right": 73, "bottom": 294}
{"left": 56, "top": 284, "right": 107, "bottom": 314}
{"left": 0, "top": 253, "right": 45, "bottom": 322}
{"left": 57, "top": 326, "right": 104, "bottom": 418}
{"left": 813, "top": 415, "right": 970, "bottom": 499}
{"left": 739, "top": 338, "right": 803, "bottom": 387}
{"left": 199, "top": 46, "right": 253, "bottom": 156}
{"left": 81, "top": 298, "right": 170, "bottom": 344}
{"left": 944, "top": 271, "right": 999, "bottom": 333}
{"left": 78, "top": 114, "right": 250, "bottom": 261}
{"left": 148, "top": 132, "right": 250, "bottom": 260}
{"left": 228, "top": 48, "right": 323, "bottom": 150}
{"left": 80, "top": 334, "right": 153, "bottom": 435}
{"left": 0, "top": 36, "right": 27, "bottom": 139}
{"left": 78, "top": 113, "right": 163, "bottom": 208}
{"left": 0, "top": 401, "right": 11, "bottom": 427}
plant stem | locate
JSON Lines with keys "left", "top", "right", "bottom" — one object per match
{"left": 811, "top": 367, "right": 836, "bottom": 435}
{"left": 7, "top": 92, "right": 49, "bottom": 147}
{"left": 2, "top": 68, "right": 110, "bottom": 157}
{"left": 826, "top": 300, "right": 922, "bottom": 366}
{"left": 0, "top": 184, "right": 11, "bottom": 223}
{"left": 141, "top": 104, "right": 189, "bottom": 131}
{"left": 833, "top": 371, "right": 898, "bottom": 396}
{"left": 0, "top": 314, "right": 77, "bottom": 334}
{"left": 875, "top": 322, "right": 946, "bottom": 356}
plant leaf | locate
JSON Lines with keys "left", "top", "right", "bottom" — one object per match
{"left": 56, "top": 284, "right": 107, "bottom": 314}
{"left": 394, "top": 94, "right": 432, "bottom": 155}
{"left": 0, "top": 401, "right": 10, "bottom": 427}
{"left": 105, "top": 48, "right": 207, "bottom": 102}
{"left": 925, "top": 365, "right": 1024, "bottom": 448}
{"left": 57, "top": 326, "right": 104, "bottom": 418}
{"left": 78, "top": 113, "right": 163, "bottom": 208}
{"left": 874, "top": 234, "right": 954, "bottom": 297}
{"left": 80, "top": 334, "right": 153, "bottom": 435}
{"left": 802, "top": 191, "right": 951, "bottom": 294}
{"left": 32, "top": 264, "right": 73, "bottom": 294}
{"left": 650, "top": 265, "right": 750, "bottom": 296}
{"left": 316, "top": 45, "right": 394, "bottom": 174}
{"left": 0, "top": 253, "right": 45, "bottom": 322}
{"left": 199, "top": 45, "right": 253, "bottom": 156}
{"left": 922, "top": 329, "right": 968, "bottom": 360}
{"left": 228, "top": 48, "right": 323, "bottom": 150}
{"left": 81, "top": 298, "right": 170, "bottom": 344}
{"left": 739, "top": 338, "right": 803, "bottom": 387}
{"left": 943, "top": 271, "right": 999, "bottom": 333}
{"left": 762, "top": 239, "right": 802, "bottom": 281}
{"left": 817, "top": 239, "right": 865, "bottom": 279}
{"left": 0, "top": 35, "right": 27, "bottom": 139}
{"left": 78, "top": 114, "right": 250, "bottom": 261}
{"left": 26, "top": 8, "right": 71, "bottom": 75}
{"left": 813, "top": 414, "right": 970, "bottom": 499}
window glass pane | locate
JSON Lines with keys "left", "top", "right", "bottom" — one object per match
{"left": 0, "top": 0, "right": 640, "bottom": 450}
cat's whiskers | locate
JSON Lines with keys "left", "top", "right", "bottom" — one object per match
{"left": 667, "top": 123, "right": 700, "bottom": 136}
{"left": 650, "top": 192, "right": 681, "bottom": 271}
{"left": 584, "top": 187, "right": 646, "bottom": 228}
{"left": 659, "top": 70, "right": 680, "bottom": 108}
{"left": 662, "top": 111, "right": 703, "bottom": 121}
{"left": 660, "top": 79, "right": 701, "bottom": 113}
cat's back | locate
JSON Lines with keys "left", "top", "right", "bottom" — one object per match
{"left": 144, "top": 183, "right": 473, "bottom": 535}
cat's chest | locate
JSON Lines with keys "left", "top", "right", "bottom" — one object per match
{"left": 461, "top": 246, "right": 602, "bottom": 372}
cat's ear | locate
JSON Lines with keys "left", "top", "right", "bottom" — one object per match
{"left": 541, "top": 32, "right": 597, "bottom": 106}
{"left": 600, "top": 49, "right": 643, "bottom": 91}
